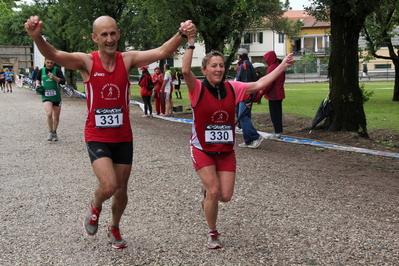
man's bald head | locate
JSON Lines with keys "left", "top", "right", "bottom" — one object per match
{"left": 92, "top": 16, "right": 118, "bottom": 35}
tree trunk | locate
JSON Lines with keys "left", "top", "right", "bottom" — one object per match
{"left": 328, "top": 8, "right": 369, "bottom": 137}
{"left": 159, "top": 59, "right": 166, "bottom": 72}
{"left": 392, "top": 60, "right": 399, "bottom": 101}
{"left": 65, "top": 69, "right": 77, "bottom": 90}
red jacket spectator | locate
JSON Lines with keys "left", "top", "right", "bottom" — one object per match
{"left": 138, "top": 67, "right": 153, "bottom": 97}
{"left": 261, "top": 51, "right": 285, "bottom": 101}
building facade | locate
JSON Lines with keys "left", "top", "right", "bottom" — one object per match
{"left": 0, "top": 45, "right": 33, "bottom": 76}
{"left": 171, "top": 10, "right": 397, "bottom": 79}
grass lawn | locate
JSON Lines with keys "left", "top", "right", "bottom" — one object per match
{"left": 78, "top": 81, "right": 399, "bottom": 132}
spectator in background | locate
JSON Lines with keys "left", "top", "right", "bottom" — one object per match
{"left": 174, "top": 68, "right": 183, "bottom": 99}
{"left": 4, "top": 68, "right": 13, "bottom": 93}
{"left": 32, "top": 66, "right": 40, "bottom": 80}
{"left": 0, "top": 69, "right": 5, "bottom": 92}
{"left": 255, "top": 68, "right": 264, "bottom": 104}
{"left": 152, "top": 66, "right": 165, "bottom": 115}
{"left": 138, "top": 66, "right": 153, "bottom": 118}
{"left": 235, "top": 48, "right": 263, "bottom": 149}
{"left": 161, "top": 63, "right": 174, "bottom": 117}
{"left": 361, "top": 62, "right": 370, "bottom": 80}
{"left": 232, "top": 61, "right": 239, "bottom": 81}
{"left": 260, "top": 51, "right": 286, "bottom": 139}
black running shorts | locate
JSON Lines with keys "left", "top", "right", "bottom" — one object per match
{"left": 86, "top": 141, "right": 133, "bottom": 164}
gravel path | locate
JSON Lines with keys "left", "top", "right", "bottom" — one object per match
{"left": 1, "top": 86, "right": 399, "bottom": 265}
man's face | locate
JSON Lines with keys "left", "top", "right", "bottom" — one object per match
{"left": 45, "top": 60, "right": 54, "bottom": 70}
{"left": 92, "top": 17, "right": 120, "bottom": 54}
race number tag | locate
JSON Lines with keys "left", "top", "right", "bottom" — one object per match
{"left": 45, "top": 89, "right": 56, "bottom": 97}
{"left": 95, "top": 107, "right": 123, "bottom": 128}
{"left": 205, "top": 124, "right": 233, "bottom": 144}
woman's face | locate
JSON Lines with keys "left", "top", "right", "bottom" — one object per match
{"left": 202, "top": 56, "right": 225, "bottom": 85}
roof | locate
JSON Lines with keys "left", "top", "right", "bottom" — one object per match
{"left": 284, "top": 10, "right": 310, "bottom": 18}
{"left": 283, "top": 10, "right": 330, "bottom": 28}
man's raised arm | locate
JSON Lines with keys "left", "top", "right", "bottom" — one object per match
{"left": 123, "top": 20, "right": 197, "bottom": 69}
{"left": 25, "top": 16, "right": 88, "bottom": 73}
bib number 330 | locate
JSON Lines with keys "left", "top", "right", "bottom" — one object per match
{"left": 95, "top": 107, "right": 123, "bottom": 128}
{"left": 205, "top": 124, "right": 233, "bottom": 144}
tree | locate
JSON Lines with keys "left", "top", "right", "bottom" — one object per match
{"left": 361, "top": 0, "right": 399, "bottom": 101}
{"left": 0, "top": 1, "right": 38, "bottom": 45}
{"left": 4, "top": 1, "right": 301, "bottom": 86}
{"left": 0, "top": 2, "right": 12, "bottom": 44}
{"left": 134, "top": 0, "right": 302, "bottom": 70}
{"left": 32, "top": 0, "right": 137, "bottom": 88}
{"left": 308, "top": 0, "right": 384, "bottom": 137}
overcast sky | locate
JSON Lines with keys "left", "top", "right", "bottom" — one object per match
{"left": 288, "top": 0, "right": 312, "bottom": 10}
{"left": 20, "top": 0, "right": 311, "bottom": 11}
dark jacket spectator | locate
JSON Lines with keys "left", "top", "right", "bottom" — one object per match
{"left": 236, "top": 49, "right": 257, "bottom": 83}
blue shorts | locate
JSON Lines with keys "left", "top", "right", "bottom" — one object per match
{"left": 86, "top": 141, "right": 133, "bottom": 164}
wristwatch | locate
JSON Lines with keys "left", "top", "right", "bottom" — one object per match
{"left": 185, "top": 42, "right": 195, "bottom": 49}
{"left": 178, "top": 29, "right": 187, "bottom": 38}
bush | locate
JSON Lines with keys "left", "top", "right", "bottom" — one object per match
{"left": 359, "top": 83, "right": 374, "bottom": 102}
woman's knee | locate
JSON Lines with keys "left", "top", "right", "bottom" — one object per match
{"left": 220, "top": 193, "right": 233, "bottom": 203}
{"left": 206, "top": 186, "right": 221, "bottom": 200}
{"left": 219, "top": 183, "right": 235, "bottom": 202}
{"left": 206, "top": 189, "right": 232, "bottom": 202}
{"left": 220, "top": 191, "right": 233, "bottom": 202}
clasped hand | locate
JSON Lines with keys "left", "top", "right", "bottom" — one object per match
{"left": 180, "top": 20, "right": 196, "bottom": 38}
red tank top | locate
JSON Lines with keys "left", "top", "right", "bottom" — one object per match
{"left": 191, "top": 82, "right": 235, "bottom": 152}
{"left": 84, "top": 51, "right": 132, "bottom": 142}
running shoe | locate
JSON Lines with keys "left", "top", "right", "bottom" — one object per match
{"left": 47, "top": 131, "right": 53, "bottom": 141}
{"left": 207, "top": 230, "right": 222, "bottom": 249}
{"left": 269, "top": 133, "right": 281, "bottom": 140}
{"left": 107, "top": 225, "right": 127, "bottom": 249}
{"left": 53, "top": 131, "right": 58, "bottom": 141}
{"left": 238, "top": 142, "right": 250, "bottom": 148}
{"left": 248, "top": 136, "right": 264, "bottom": 148}
{"left": 83, "top": 202, "right": 101, "bottom": 236}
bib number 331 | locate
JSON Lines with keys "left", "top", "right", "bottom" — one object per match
{"left": 95, "top": 107, "right": 123, "bottom": 128}
{"left": 205, "top": 124, "right": 233, "bottom": 144}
